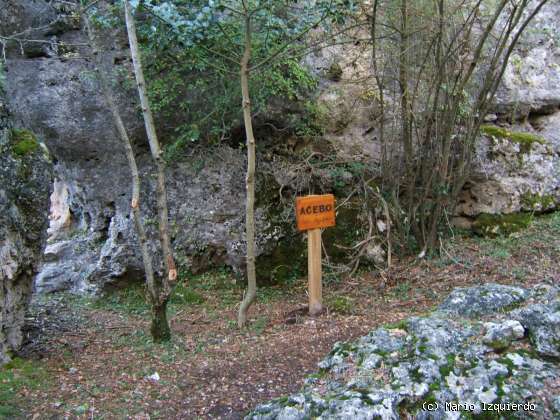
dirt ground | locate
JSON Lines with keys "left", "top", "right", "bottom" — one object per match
{"left": 10, "top": 212, "right": 560, "bottom": 419}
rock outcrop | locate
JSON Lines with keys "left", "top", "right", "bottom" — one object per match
{"left": 454, "top": 2, "right": 560, "bottom": 221}
{"left": 0, "top": 97, "right": 53, "bottom": 364}
{"left": 248, "top": 283, "right": 560, "bottom": 419}
{"left": 2, "top": 0, "right": 315, "bottom": 293}
{"left": 309, "top": 2, "right": 560, "bottom": 225}
{"left": 3, "top": 0, "right": 560, "bottom": 295}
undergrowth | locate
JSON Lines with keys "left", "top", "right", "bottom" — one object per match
{"left": 0, "top": 358, "right": 50, "bottom": 417}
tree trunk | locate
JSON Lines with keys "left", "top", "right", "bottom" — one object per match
{"left": 124, "top": 0, "right": 176, "bottom": 341}
{"left": 83, "top": 15, "right": 157, "bottom": 301}
{"left": 151, "top": 299, "right": 171, "bottom": 343}
{"left": 237, "top": 13, "right": 257, "bottom": 328}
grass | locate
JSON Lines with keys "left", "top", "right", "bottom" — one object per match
{"left": 392, "top": 281, "right": 411, "bottom": 299}
{"left": 473, "top": 211, "right": 559, "bottom": 253}
{"left": 86, "top": 267, "right": 301, "bottom": 321}
{"left": 473, "top": 213, "right": 533, "bottom": 237}
{"left": 0, "top": 358, "right": 50, "bottom": 417}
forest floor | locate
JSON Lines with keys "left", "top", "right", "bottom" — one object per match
{"left": 4, "top": 212, "right": 560, "bottom": 419}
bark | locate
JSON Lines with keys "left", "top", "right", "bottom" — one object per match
{"left": 237, "top": 12, "right": 257, "bottom": 328}
{"left": 124, "top": 0, "right": 176, "bottom": 340}
{"left": 83, "top": 16, "right": 157, "bottom": 301}
{"left": 151, "top": 300, "right": 171, "bottom": 343}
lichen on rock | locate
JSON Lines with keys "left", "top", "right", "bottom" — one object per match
{"left": 247, "top": 283, "right": 560, "bottom": 419}
{"left": 0, "top": 106, "right": 53, "bottom": 364}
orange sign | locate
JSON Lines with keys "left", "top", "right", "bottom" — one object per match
{"left": 295, "top": 194, "right": 336, "bottom": 231}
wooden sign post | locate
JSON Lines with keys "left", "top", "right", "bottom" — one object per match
{"left": 295, "top": 194, "right": 336, "bottom": 315}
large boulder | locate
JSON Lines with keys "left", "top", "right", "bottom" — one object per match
{"left": 0, "top": 99, "right": 53, "bottom": 364}
{"left": 248, "top": 283, "right": 560, "bottom": 419}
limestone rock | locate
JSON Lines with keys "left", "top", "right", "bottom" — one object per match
{"left": 437, "top": 283, "right": 527, "bottom": 318}
{"left": 3, "top": 0, "right": 308, "bottom": 292}
{"left": 482, "top": 320, "right": 525, "bottom": 351}
{"left": 455, "top": 122, "right": 560, "bottom": 218}
{"left": 0, "top": 100, "right": 53, "bottom": 364}
{"left": 248, "top": 284, "right": 560, "bottom": 419}
{"left": 493, "top": 2, "right": 560, "bottom": 118}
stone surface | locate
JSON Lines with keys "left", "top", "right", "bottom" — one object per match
{"left": 4, "top": 0, "right": 560, "bottom": 296}
{"left": 455, "top": 1, "right": 560, "bottom": 219}
{"left": 247, "top": 283, "right": 560, "bottom": 419}
{"left": 2, "top": 0, "right": 313, "bottom": 293}
{"left": 455, "top": 121, "right": 560, "bottom": 218}
{"left": 493, "top": 2, "right": 560, "bottom": 118}
{"left": 0, "top": 95, "right": 53, "bottom": 364}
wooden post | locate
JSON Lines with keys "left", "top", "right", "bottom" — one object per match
{"left": 295, "top": 194, "right": 334, "bottom": 316}
{"left": 308, "top": 228, "right": 322, "bottom": 315}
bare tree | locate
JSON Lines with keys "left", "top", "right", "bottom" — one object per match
{"left": 123, "top": 0, "right": 178, "bottom": 341}
{"left": 369, "top": 0, "right": 550, "bottom": 252}
{"left": 237, "top": 3, "right": 257, "bottom": 328}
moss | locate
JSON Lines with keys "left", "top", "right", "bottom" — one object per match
{"left": 1, "top": 358, "right": 50, "bottom": 417}
{"left": 481, "top": 125, "right": 546, "bottom": 154}
{"left": 410, "top": 366, "right": 423, "bottom": 382}
{"left": 384, "top": 319, "right": 409, "bottom": 331}
{"left": 520, "top": 192, "right": 555, "bottom": 211}
{"left": 331, "top": 342, "right": 358, "bottom": 357}
{"left": 497, "top": 356, "right": 515, "bottom": 375}
{"left": 439, "top": 353, "right": 456, "bottom": 377}
{"left": 326, "top": 62, "right": 343, "bottom": 82}
{"left": 429, "top": 381, "right": 441, "bottom": 392}
{"left": 472, "top": 212, "right": 532, "bottom": 237}
{"left": 10, "top": 128, "right": 39, "bottom": 156}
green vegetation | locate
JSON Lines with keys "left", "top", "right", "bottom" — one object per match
{"left": 520, "top": 192, "right": 555, "bottom": 211}
{"left": 438, "top": 353, "right": 456, "bottom": 377}
{"left": 480, "top": 125, "right": 546, "bottom": 154}
{"left": 326, "top": 62, "right": 343, "bottom": 82}
{"left": 384, "top": 319, "right": 408, "bottom": 331}
{"left": 472, "top": 212, "right": 532, "bottom": 237}
{"left": 88, "top": 270, "right": 235, "bottom": 317}
{"left": 10, "top": 128, "right": 39, "bottom": 156}
{"left": 326, "top": 295, "right": 355, "bottom": 315}
{"left": 0, "top": 358, "right": 50, "bottom": 417}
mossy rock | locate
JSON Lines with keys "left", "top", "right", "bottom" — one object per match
{"left": 520, "top": 192, "right": 556, "bottom": 212}
{"left": 473, "top": 212, "right": 532, "bottom": 237}
{"left": 326, "top": 63, "right": 343, "bottom": 82}
{"left": 10, "top": 128, "right": 39, "bottom": 156}
{"left": 480, "top": 125, "right": 546, "bottom": 154}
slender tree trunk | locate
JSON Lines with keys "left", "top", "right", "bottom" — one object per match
{"left": 237, "top": 13, "right": 257, "bottom": 328}
{"left": 124, "top": 0, "right": 177, "bottom": 341}
{"left": 151, "top": 300, "right": 171, "bottom": 342}
{"left": 83, "top": 15, "right": 158, "bottom": 301}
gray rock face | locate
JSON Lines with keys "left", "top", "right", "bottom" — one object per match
{"left": 0, "top": 98, "right": 53, "bottom": 364}
{"left": 455, "top": 1, "right": 560, "bottom": 220}
{"left": 494, "top": 3, "right": 560, "bottom": 118}
{"left": 455, "top": 120, "right": 560, "bottom": 219}
{"left": 4, "top": 0, "right": 560, "bottom": 295}
{"left": 3, "top": 0, "right": 307, "bottom": 293}
{"left": 437, "top": 283, "right": 528, "bottom": 318}
{"left": 248, "top": 283, "right": 560, "bottom": 419}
